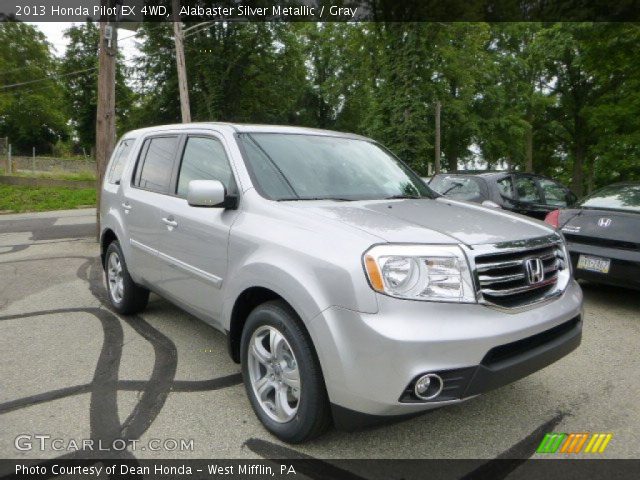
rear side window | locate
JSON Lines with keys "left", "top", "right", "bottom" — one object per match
{"left": 176, "top": 137, "right": 235, "bottom": 197}
{"left": 107, "top": 138, "right": 134, "bottom": 184}
{"left": 134, "top": 136, "right": 179, "bottom": 193}
{"left": 538, "top": 178, "right": 568, "bottom": 207}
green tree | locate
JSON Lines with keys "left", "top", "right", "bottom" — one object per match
{"left": 0, "top": 23, "right": 69, "bottom": 153}
{"left": 365, "top": 23, "right": 434, "bottom": 174}
{"left": 581, "top": 23, "right": 640, "bottom": 189}
{"left": 131, "top": 22, "right": 308, "bottom": 128}
{"left": 432, "top": 23, "right": 490, "bottom": 172}
{"left": 476, "top": 23, "right": 551, "bottom": 172}
{"left": 537, "top": 23, "right": 608, "bottom": 196}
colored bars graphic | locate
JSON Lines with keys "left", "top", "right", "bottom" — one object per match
{"left": 537, "top": 433, "right": 613, "bottom": 454}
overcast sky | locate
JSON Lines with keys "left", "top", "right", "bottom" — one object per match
{"left": 29, "top": 22, "right": 140, "bottom": 63}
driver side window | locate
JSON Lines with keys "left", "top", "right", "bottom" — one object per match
{"left": 176, "top": 136, "right": 235, "bottom": 198}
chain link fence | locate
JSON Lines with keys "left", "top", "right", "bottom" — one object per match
{"left": 9, "top": 156, "right": 96, "bottom": 175}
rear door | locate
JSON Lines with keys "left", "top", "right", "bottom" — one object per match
{"left": 122, "top": 134, "right": 181, "bottom": 285}
{"left": 155, "top": 132, "right": 240, "bottom": 326}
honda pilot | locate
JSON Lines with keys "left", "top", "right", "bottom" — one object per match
{"left": 100, "top": 123, "right": 583, "bottom": 443}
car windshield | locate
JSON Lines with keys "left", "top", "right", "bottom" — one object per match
{"left": 578, "top": 184, "right": 640, "bottom": 213}
{"left": 239, "top": 133, "right": 436, "bottom": 201}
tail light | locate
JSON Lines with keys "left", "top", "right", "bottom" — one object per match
{"left": 544, "top": 209, "right": 560, "bottom": 228}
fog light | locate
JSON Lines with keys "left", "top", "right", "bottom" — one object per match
{"left": 414, "top": 373, "right": 444, "bottom": 400}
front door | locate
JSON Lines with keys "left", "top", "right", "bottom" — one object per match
{"left": 156, "top": 134, "right": 239, "bottom": 326}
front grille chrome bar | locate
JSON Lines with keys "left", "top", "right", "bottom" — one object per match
{"left": 469, "top": 235, "right": 569, "bottom": 309}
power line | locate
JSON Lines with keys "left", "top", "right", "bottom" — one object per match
{"left": 0, "top": 79, "right": 79, "bottom": 96}
{"left": 0, "top": 67, "right": 97, "bottom": 91}
{"left": 0, "top": 64, "right": 45, "bottom": 76}
{"left": 118, "top": 32, "right": 138, "bottom": 42}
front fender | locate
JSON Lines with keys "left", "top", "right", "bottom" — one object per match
{"left": 223, "top": 247, "right": 378, "bottom": 330}
{"left": 223, "top": 261, "right": 327, "bottom": 329}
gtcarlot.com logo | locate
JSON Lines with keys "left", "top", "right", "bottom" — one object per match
{"left": 537, "top": 432, "right": 613, "bottom": 454}
{"left": 15, "top": 435, "right": 194, "bottom": 452}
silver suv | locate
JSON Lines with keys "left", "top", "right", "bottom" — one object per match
{"left": 100, "top": 123, "right": 583, "bottom": 442}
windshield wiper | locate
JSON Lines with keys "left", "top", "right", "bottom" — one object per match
{"left": 384, "top": 194, "right": 422, "bottom": 200}
{"left": 278, "top": 197, "right": 354, "bottom": 202}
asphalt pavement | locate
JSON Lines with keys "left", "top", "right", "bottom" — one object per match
{"left": 1, "top": 209, "right": 638, "bottom": 470}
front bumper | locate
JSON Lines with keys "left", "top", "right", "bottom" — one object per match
{"left": 567, "top": 241, "right": 640, "bottom": 290}
{"left": 307, "top": 280, "right": 583, "bottom": 423}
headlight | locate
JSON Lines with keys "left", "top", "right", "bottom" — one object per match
{"left": 363, "top": 244, "right": 476, "bottom": 303}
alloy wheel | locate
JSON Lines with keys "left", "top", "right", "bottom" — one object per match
{"left": 247, "top": 325, "right": 301, "bottom": 423}
{"left": 107, "top": 251, "right": 124, "bottom": 304}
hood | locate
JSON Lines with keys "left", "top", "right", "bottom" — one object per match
{"left": 284, "top": 197, "right": 555, "bottom": 246}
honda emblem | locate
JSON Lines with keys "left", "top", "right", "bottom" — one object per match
{"left": 524, "top": 258, "right": 545, "bottom": 285}
{"left": 597, "top": 218, "right": 612, "bottom": 228}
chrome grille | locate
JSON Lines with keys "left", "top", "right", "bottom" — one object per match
{"left": 474, "top": 242, "right": 566, "bottom": 308}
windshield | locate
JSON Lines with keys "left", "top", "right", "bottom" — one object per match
{"left": 578, "top": 184, "right": 640, "bottom": 213}
{"left": 239, "top": 133, "right": 436, "bottom": 201}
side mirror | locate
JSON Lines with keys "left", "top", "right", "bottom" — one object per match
{"left": 481, "top": 200, "right": 502, "bottom": 209}
{"left": 187, "top": 180, "right": 226, "bottom": 208}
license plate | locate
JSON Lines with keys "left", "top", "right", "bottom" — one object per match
{"left": 577, "top": 255, "right": 611, "bottom": 274}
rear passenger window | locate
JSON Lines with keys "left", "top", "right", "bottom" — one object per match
{"left": 135, "top": 136, "right": 179, "bottom": 193}
{"left": 107, "top": 138, "right": 134, "bottom": 184}
{"left": 176, "top": 137, "right": 234, "bottom": 198}
{"left": 538, "top": 178, "right": 568, "bottom": 207}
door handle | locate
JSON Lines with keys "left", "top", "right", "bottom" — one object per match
{"left": 162, "top": 217, "right": 178, "bottom": 228}
{"left": 121, "top": 202, "right": 132, "bottom": 211}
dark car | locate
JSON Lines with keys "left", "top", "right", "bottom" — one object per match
{"left": 544, "top": 182, "right": 640, "bottom": 290}
{"left": 428, "top": 172, "right": 577, "bottom": 219}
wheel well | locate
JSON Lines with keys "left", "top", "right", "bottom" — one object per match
{"left": 100, "top": 229, "right": 117, "bottom": 267}
{"left": 227, "top": 287, "right": 284, "bottom": 363}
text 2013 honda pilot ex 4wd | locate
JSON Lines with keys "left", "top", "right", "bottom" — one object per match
{"left": 100, "top": 123, "right": 583, "bottom": 443}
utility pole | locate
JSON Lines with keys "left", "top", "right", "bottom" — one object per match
{"left": 95, "top": 0, "right": 118, "bottom": 239}
{"left": 173, "top": 0, "right": 191, "bottom": 123}
{"left": 434, "top": 101, "right": 441, "bottom": 174}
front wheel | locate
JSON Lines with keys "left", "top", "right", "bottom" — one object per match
{"left": 241, "top": 300, "right": 331, "bottom": 443}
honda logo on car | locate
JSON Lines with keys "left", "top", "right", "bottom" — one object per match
{"left": 598, "top": 217, "right": 612, "bottom": 228}
{"left": 524, "top": 258, "right": 545, "bottom": 285}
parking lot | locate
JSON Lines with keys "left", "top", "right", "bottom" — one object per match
{"left": 1, "top": 209, "right": 639, "bottom": 466}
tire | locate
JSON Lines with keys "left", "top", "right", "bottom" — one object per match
{"left": 241, "top": 300, "right": 331, "bottom": 443}
{"left": 104, "top": 241, "right": 149, "bottom": 315}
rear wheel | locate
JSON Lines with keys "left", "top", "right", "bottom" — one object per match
{"left": 241, "top": 300, "right": 331, "bottom": 443}
{"left": 104, "top": 241, "right": 149, "bottom": 314}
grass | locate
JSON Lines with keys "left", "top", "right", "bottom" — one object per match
{"left": 0, "top": 185, "right": 96, "bottom": 213}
